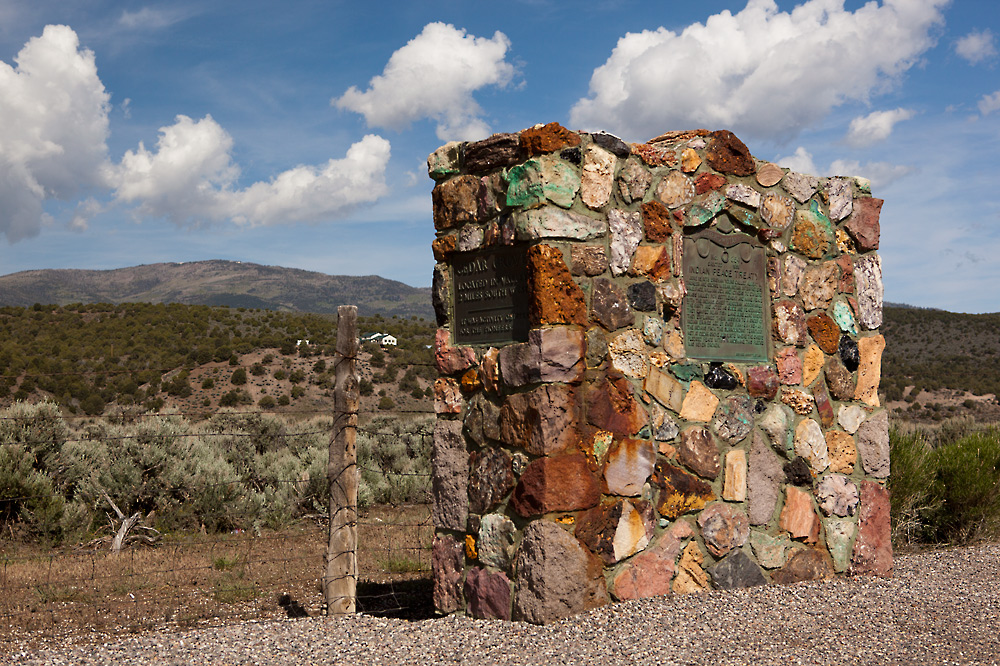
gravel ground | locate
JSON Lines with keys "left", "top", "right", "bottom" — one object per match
{"left": 7, "top": 544, "right": 1000, "bottom": 666}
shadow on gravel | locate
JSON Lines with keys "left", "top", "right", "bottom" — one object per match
{"left": 357, "top": 578, "right": 435, "bottom": 621}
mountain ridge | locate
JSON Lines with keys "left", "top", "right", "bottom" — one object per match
{"left": 0, "top": 260, "right": 434, "bottom": 320}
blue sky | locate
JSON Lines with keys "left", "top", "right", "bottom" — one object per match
{"left": 0, "top": 0, "right": 998, "bottom": 312}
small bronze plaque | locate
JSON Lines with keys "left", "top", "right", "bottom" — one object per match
{"left": 452, "top": 246, "right": 529, "bottom": 345}
{"left": 682, "top": 229, "right": 769, "bottom": 362}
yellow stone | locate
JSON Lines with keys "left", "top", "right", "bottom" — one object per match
{"left": 673, "top": 540, "right": 709, "bottom": 594}
{"left": 629, "top": 245, "right": 668, "bottom": 277}
{"left": 836, "top": 228, "right": 853, "bottom": 253}
{"left": 826, "top": 430, "right": 857, "bottom": 474}
{"left": 555, "top": 515, "right": 576, "bottom": 526}
{"left": 803, "top": 344, "right": 824, "bottom": 387}
{"left": 465, "top": 534, "right": 478, "bottom": 560}
{"left": 680, "top": 381, "right": 719, "bottom": 422}
{"left": 723, "top": 449, "right": 747, "bottom": 502}
{"left": 781, "top": 388, "right": 814, "bottom": 415}
{"left": 649, "top": 351, "right": 670, "bottom": 368}
{"left": 663, "top": 329, "right": 685, "bottom": 359}
{"left": 645, "top": 366, "right": 685, "bottom": 412}
{"left": 681, "top": 148, "right": 702, "bottom": 173}
{"left": 855, "top": 335, "right": 886, "bottom": 407}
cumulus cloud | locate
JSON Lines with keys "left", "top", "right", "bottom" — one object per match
{"left": 569, "top": 0, "right": 948, "bottom": 143}
{"left": 844, "top": 108, "right": 914, "bottom": 147}
{"left": 955, "top": 29, "right": 997, "bottom": 65}
{"left": 334, "top": 22, "right": 515, "bottom": 141}
{"left": 0, "top": 24, "right": 111, "bottom": 242}
{"left": 776, "top": 147, "right": 913, "bottom": 189}
{"left": 110, "top": 115, "right": 391, "bottom": 227}
{"left": 979, "top": 91, "right": 1000, "bottom": 116}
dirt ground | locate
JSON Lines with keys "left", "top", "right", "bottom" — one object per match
{"left": 0, "top": 505, "right": 434, "bottom": 653}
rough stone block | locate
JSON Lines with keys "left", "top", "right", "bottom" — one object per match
{"left": 679, "top": 426, "right": 721, "bottom": 479}
{"left": 698, "top": 502, "right": 750, "bottom": 557}
{"left": 854, "top": 254, "right": 883, "bottom": 330}
{"left": 772, "top": 548, "right": 834, "bottom": 584}
{"left": 855, "top": 335, "right": 885, "bottom": 408}
{"left": 723, "top": 449, "right": 748, "bottom": 502}
{"left": 464, "top": 133, "right": 522, "bottom": 173}
{"left": 468, "top": 447, "right": 516, "bottom": 515}
{"left": 515, "top": 207, "right": 606, "bottom": 241}
{"left": 464, "top": 567, "right": 511, "bottom": 620}
{"left": 844, "top": 197, "right": 883, "bottom": 251}
{"left": 679, "top": 381, "right": 719, "bottom": 422}
{"left": 581, "top": 144, "right": 616, "bottom": 209}
{"left": 499, "top": 383, "right": 578, "bottom": 456}
{"left": 433, "top": 420, "right": 468, "bottom": 532}
{"left": 708, "top": 549, "right": 767, "bottom": 590}
{"left": 612, "top": 519, "right": 693, "bottom": 600}
{"left": 850, "top": 480, "right": 893, "bottom": 576}
{"left": 652, "top": 461, "right": 716, "bottom": 519}
{"left": 604, "top": 438, "right": 657, "bottom": 497}
{"left": 586, "top": 375, "right": 648, "bottom": 436}
{"left": 780, "top": 486, "right": 820, "bottom": 544}
{"left": 510, "top": 453, "right": 601, "bottom": 517}
{"left": 856, "top": 409, "right": 890, "bottom": 478}
{"left": 433, "top": 175, "right": 479, "bottom": 229}
{"left": 432, "top": 533, "right": 466, "bottom": 613}
{"left": 527, "top": 244, "right": 588, "bottom": 326}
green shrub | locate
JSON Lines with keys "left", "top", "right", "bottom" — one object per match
{"left": 927, "top": 429, "right": 1000, "bottom": 543}
{"left": 377, "top": 396, "right": 394, "bottom": 411}
{"left": 231, "top": 368, "right": 247, "bottom": 385}
{"left": 888, "top": 427, "right": 938, "bottom": 546}
{"left": 258, "top": 395, "right": 276, "bottom": 409}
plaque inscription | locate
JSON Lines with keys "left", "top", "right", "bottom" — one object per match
{"left": 681, "top": 230, "right": 769, "bottom": 362}
{"left": 452, "top": 246, "right": 529, "bottom": 345}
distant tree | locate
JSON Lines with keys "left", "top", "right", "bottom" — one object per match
{"left": 378, "top": 396, "right": 395, "bottom": 411}
{"left": 231, "top": 368, "right": 247, "bottom": 385}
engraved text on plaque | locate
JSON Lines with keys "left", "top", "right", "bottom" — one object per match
{"left": 452, "top": 246, "right": 529, "bottom": 345}
{"left": 681, "top": 230, "right": 769, "bottom": 362}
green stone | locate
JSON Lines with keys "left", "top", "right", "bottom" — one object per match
{"left": 686, "top": 191, "right": 726, "bottom": 227}
{"left": 824, "top": 518, "right": 855, "bottom": 572}
{"left": 505, "top": 155, "right": 580, "bottom": 209}
{"left": 670, "top": 362, "right": 702, "bottom": 382}
{"left": 833, "top": 301, "right": 858, "bottom": 335}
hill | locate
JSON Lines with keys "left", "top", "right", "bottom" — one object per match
{"left": 0, "top": 260, "right": 434, "bottom": 320}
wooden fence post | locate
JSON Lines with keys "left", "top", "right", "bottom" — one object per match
{"left": 326, "top": 305, "right": 359, "bottom": 615}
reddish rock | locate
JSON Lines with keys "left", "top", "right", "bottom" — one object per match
{"left": 651, "top": 461, "right": 716, "bottom": 519}
{"left": 499, "top": 383, "right": 579, "bottom": 456}
{"left": 435, "top": 328, "right": 476, "bottom": 375}
{"left": 571, "top": 245, "right": 608, "bottom": 276}
{"left": 478, "top": 172, "right": 506, "bottom": 221}
{"left": 695, "top": 172, "right": 727, "bottom": 194}
{"left": 774, "top": 301, "right": 807, "bottom": 347}
{"left": 510, "top": 453, "right": 601, "bottom": 517}
{"left": 498, "top": 327, "right": 585, "bottom": 387}
{"left": 776, "top": 348, "right": 803, "bottom": 385}
{"left": 464, "top": 133, "right": 523, "bottom": 173}
{"left": 432, "top": 533, "right": 466, "bottom": 613}
{"left": 586, "top": 375, "right": 648, "bottom": 436}
{"left": 433, "top": 420, "right": 468, "bottom": 532}
{"left": 844, "top": 197, "right": 883, "bottom": 251}
{"left": 679, "top": 427, "right": 720, "bottom": 479}
{"left": 835, "top": 254, "right": 855, "bottom": 293}
{"left": 520, "top": 122, "right": 581, "bottom": 156}
{"left": 612, "top": 519, "right": 694, "bottom": 600}
{"left": 463, "top": 394, "right": 500, "bottom": 447}
{"left": 604, "top": 438, "right": 657, "bottom": 496}
{"left": 772, "top": 548, "right": 835, "bottom": 584}
{"left": 464, "top": 567, "right": 511, "bottom": 620}
{"left": 512, "top": 520, "right": 609, "bottom": 624}
{"left": 432, "top": 175, "right": 479, "bottom": 229}
{"left": 698, "top": 502, "right": 750, "bottom": 557}
{"left": 461, "top": 368, "right": 482, "bottom": 394}
{"left": 468, "top": 447, "right": 516, "bottom": 515}
{"left": 527, "top": 244, "right": 588, "bottom": 326}
{"left": 706, "top": 130, "right": 755, "bottom": 176}
{"left": 850, "top": 480, "right": 892, "bottom": 576}
{"left": 812, "top": 382, "right": 835, "bottom": 428}
{"left": 780, "top": 486, "right": 820, "bottom": 544}
{"left": 631, "top": 142, "right": 678, "bottom": 167}
{"left": 641, "top": 200, "right": 674, "bottom": 242}
{"left": 747, "top": 366, "right": 779, "bottom": 399}
{"left": 806, "top": 313, "right": 839, "bottom": 356}
{"left": 629, "top": 246, "right": 672, "bottom": 281}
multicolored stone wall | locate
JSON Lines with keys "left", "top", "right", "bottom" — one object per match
{"left": 427, "top": 124, "right": 891, "bottom": 625}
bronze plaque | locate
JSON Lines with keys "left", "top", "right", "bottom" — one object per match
{"left": 682, "top": 229, "right": 769, "bottom": 362}
{"left": 452, "top": 246, "right": 529, "bottom": 345}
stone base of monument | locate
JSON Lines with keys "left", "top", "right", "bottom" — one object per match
{"left": 428, "top": 124, "right": 890, "bottom": 624}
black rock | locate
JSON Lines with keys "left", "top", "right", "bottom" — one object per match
{"left": 432, "top": 265, "right": 449, "bottom": 326}
{"left": 754, "top": 399, "right": 768, "bottom": 414}
{"left": 705, "top": 363, "right": 739, "bottom": 391}
{"left": 590, "top": 132, "right": 631, "bottom": 158}
{"left": 278, "top": 593, "right": 310, "bottom": 618}
{"left": 784, "top": 457, "right": 812, "bottom": 486}
{"left": 560, "top": 147, "right": 581, "bottom": 164}
{"left": 708, "top": 549, "right": 767, "bottom": 590}
{"left": 839, "top": 336, "right": 860, "bottom": 372}
{"left": 627, "top": 281, "right": 657, "bottom": 312}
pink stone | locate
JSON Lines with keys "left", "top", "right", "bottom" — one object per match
{"left": 800, "top": 262, "right": 839, "bottom": 312}
{"left": 844, "top": 197, "right": 883, "bottom": 251}
{"left": 464, "top": 567, "right": 511, "bottom": 620}
{"left": 850, "top": 480, "right": 893, "bottom": 576}
{"left": 815, "top": 474, "right": 859, "bottom": 517}
{"left": 747, "top": 366, "right": 779, "bottom": 399}
{"left": 604, "top": 438, "right": 657, "bottom": 496}
{"left": 773, "top": 301, "right": 807, "bottom": 346}
{"left": 776, "top": 348, "right": 803, "bottom": 385}
{"left": 612, "top": 520, "right": 694, "bottom": 600}
{"left": 434, "top": 328, "right": 476, "bottom": 375}
{"left": 432, "top": 534, "right": 465, "bottom": 613}
{"left": 780, "top": 486, "right": 820, "bottom": 544}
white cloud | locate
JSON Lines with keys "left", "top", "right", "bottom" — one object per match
{"left": 334, "top": 22, "right": 515, "bottom": 141}
{"left": 0, "top": 24, "right": 111, "bottom": 242}
{"left": 955, "top": 29, "right": 997, "bottom": 65}
{"left": 979, "top": 91, "right": 1000, "bottom": 116}
{"left": 776, "top": 147, "right": 912, "bottom": 189}
{"left": 569, "top": 0, "right": 948, "bottom": 143}
{"left": 117, "top": 7, "right": 193, "bottom": 31}
{"left": 111, "top": 115, "right": 391, "bottom": 227}
{"left": 844, "top": 108, "right": 914, "bottom": 147}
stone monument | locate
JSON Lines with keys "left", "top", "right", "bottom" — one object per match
{"left": 428, "top": 124, "right": 889, "bottom": 624}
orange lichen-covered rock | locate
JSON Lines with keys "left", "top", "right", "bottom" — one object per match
{"left": 527, "top": 244, "right": 588, "bottom": 326}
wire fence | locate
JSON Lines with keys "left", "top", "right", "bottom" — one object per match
{"left": 0, "top": 404, "right": 436, "bottom": 652}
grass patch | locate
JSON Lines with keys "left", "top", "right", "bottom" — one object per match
{"left": 212, "top": 554, "right": 241, "bottom": 572}
{"left": 382, "top": 555, "right": 427, "bottom": 574}
{"left": 212, "top": 576, "right": 259, "bottom": 604}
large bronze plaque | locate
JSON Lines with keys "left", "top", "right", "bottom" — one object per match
{"left": 682, "top": 229, "right": 769, "bottom": 362}
{"left": 452, "top": 246, "right": 529, "bottom": 345}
